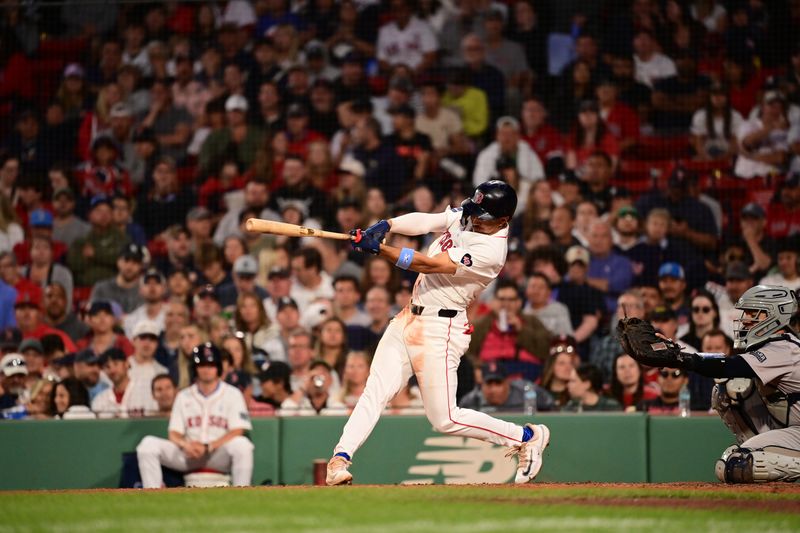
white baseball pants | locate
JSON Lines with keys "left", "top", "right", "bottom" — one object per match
{"left": 136, "top": 435, "right": 254, "bottom": 488}
{"left": 334, "top": 307, "right": 525, "bottom": 457}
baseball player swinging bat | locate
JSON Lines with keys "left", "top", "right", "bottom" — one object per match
{"left": 245, "top": 218, "right": 354, "bottom": 241}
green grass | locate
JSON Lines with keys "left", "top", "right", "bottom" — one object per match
{"left": 1, "top": 485, "right": 799, "bottom": 533}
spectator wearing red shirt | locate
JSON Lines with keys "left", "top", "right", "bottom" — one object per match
{"left": 74, "top": 136, "right": 133, "bottom": 200}
{"left": 284, "top": 103, "right": 325, "bottom": 159}
{"left": 198, "top": 160, "right": 247, "bottom": 214}
{"left": 76, "top": 301, "right": 134, "bottom": 358}
{"left": 0, "top": 252, "right": 42, "bottom": 309}
{"left": 520, "top": 97, "right": 565, "bottom": 177}
{"left": 766, "top": 174, "right": 800, "bottom": 239}
{"left": 464, "top": 280, "right": 551, "bottom": 383}
{"left": 13, "top": 209, "right": 67, "bottom": 266}
{"left": 596, "top": 78, "right": 640, "bottom": 153}
{"left": 12, "top": 284, "right": 76, "bottom": 353}
{"left": 565, "top": 99, "right": 620, "bottom": 172}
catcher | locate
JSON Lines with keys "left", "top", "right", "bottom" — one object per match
{"left": 618, "top": 284, "right": 800, "bottom": 483}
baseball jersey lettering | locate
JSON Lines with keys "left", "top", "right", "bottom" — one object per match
{"left": 169, "top": 382, "right": 251, "bottom": 443}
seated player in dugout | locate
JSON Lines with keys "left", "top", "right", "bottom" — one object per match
{"left": 620, "top": 284, "right": 800, "bottom": 483}
{"left": 325, "top": 180, "right": 551, "bottom": 486}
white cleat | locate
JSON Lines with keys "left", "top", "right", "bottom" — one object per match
{"left": 326, "top": 456, "right": 353, "bottom": 486}
{"left": 507, "top": 424, "right": 551, "bottom": 484}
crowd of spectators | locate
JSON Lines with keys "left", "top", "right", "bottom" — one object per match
{"left": 1, "top": 0, "right": 800, "bottom": 420}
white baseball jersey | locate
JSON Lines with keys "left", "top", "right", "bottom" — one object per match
{"left": 91, "top": 380, "right": 157, "bottom": 418}
{"left": 169, "top": 382, "right": 252, "bottom": 444}
{"left": 413, "top": 207, "right": 508, "bottom": 310}
{"left": 741, "top": 334, "right": 800, "bottom": 426}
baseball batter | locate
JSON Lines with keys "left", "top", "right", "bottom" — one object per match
{"left": 136, "top": 343, "right": 254, "bottom": 488}
{"left": 620, "top": 284, "right": 800, "bottom": 482}
{"left": 326, "top": 180, "right": 550, "bottom": 486}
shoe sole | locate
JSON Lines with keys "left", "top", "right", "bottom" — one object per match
{"left": 326, "top": 471, "right": 353, "bottom": 486}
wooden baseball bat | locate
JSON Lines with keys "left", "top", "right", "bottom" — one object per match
{"left": 245, "top": 218, "right": 353, "bottom": 240}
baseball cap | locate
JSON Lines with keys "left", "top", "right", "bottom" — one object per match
{"left": 507, "top": 238, "right": 525, "bottom": 258}
{"left": 741, "top": 202, "right": 766, "bottom": 219}
{"left": 1, "top": 354, "right": 27, "bottom": 377}
{"left": 142, "top": 267, "right": 165, "bottom": 284}
{"left": 133, "top": 319, "right": 161, "bottom": 339}
{"left": 481, "top": 361, "right": 507, "bottom": 382}
{"left": 0, "top": 328, "right": 22, "bottom": 351}
{"left": 725, "top": 261, "right": 752, "bottom": 281}
{"left": 565, "top": 246, "right": 590, "bottom": 265}
{"left": 120, "top": 243, "right": 145, "bottom": 262}
{"left": 74, "top": 349, "right": 101, "bottom": 365}
{"left": 19, "top": 338, "right": 43, "bottom": 354}
{"left": 763, "top": 90, "right": 786, "bottom": 104}
{"left": 484, "top": 8, "right": 504, "bottom": 21}
{"left": 286, "top": 102, "right": 309, "bottom": 118}
{"left": 186, "top": 206, "right": 212, "bottom": 221}
{"left": 268, "top": 266, "right": 291, "bottom": 279}
{"left": 234, "top": 255, "right": 258, "bottom": 276}
{"left": 63, "top": 63, "right": 85, "bottom": 78}
{"left": 337, "top": 157, "right": 365, "bottom": 178}
{"left": 197, "top": 284, "right": 219, "bottom": 300}
{"left": 89, "top": 194, "right": 112, "bottom": 211}
{"left": 51, "top": 353, "right": 75, "bottom": 367}
{"left": 100, "top": 347, "right": 127, "bottom": 365}
{"left": 668, "top": 166, "right": 696, "bottom": 187}
{"left": 225, "top": 95, "right": 249, "bottom": 112}
{"left": 617, "top": 205, "right": 639, "bottom": 219}
{"left": 277, "top": 296, "right": 298, "bottom": 312}
{"left": 649, "top": 306, "right": 677, "bottom": 322}
{"left": 87, "top": 300, "right": 114, "bottom": 316}
{"left": 658, "top": 262, "right": 685, "bottom": 280}
{"left": 29, "top": 209, "right": 53, "bottom": 228}
{"left": 496, "top": 116, "right": 520, "bottom": 131}
{"left": 15, "top": 287, "right": 42, "bottom": 309}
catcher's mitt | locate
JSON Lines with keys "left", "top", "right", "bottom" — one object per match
{"left": 616, "top": 317, "right": 685, "bottom": 368}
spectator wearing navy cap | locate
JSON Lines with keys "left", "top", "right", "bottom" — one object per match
{"left": 124, "top": 268, "right": 167, "bottom": 338}
{"left": 90, "top": 243, "right": 146, "bottom": 314}
{"left": 76, "top": 301, "right": 134, "bottom": 358}
{"left": 657, "top": 262, "right": 690, "bottom": 332}
{"left": 459, "top": 361, "right": 555, "bottom": 413}
{"left": 734, "top": 202, "right": 777, "bottom": 278}
{"left": 67, "top": 195, "right": 129, "bottom": 287}
{"left": 73, "top": 349, "right": 109, "bottom": 401}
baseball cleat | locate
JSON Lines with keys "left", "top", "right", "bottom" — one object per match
{"left": 326, "top": 456, "right": 353, "bottom": 486}
{"left": 507, "top": 423, "right": 550, "bottom": 483}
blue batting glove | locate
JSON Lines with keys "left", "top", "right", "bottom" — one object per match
{"left": 364, "top": 219, "right": 390, "bottom": 243}
{"left": 350, "top": 229, "right": 381, "bottom": 255}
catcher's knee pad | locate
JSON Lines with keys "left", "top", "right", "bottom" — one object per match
{"left": 711, "top": 384, "right": 729, "bottom": 415}
{"left": 716, "top": 445, "right": 800, "bottom": 483}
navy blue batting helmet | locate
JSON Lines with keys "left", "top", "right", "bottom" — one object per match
{"left": 461, "top": 180, "right": 517, "bottom": 222}
{"left": 192, "top": 342, "right": 223, "bottom": 376}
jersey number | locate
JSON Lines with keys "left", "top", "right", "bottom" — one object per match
{"left": 440, "top": 231, "right": 453, "bottom": 252}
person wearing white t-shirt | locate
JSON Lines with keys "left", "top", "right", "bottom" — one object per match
{"left": 128, "top": 320, "right": 168, "bottom": 404}
{"left": 633, "top": 30, "right": 676, "bottom": 89}
{"left": 376, "top": 0, "right": 438, "bottom": 74}
{"left": 472, "top": 117, "right": 544, "bottom": 217}
{"left": 91, "top": 348, "right": 157, "bottom": 418}
{"left": 734, "top": 91, "right": 790, "bottom": 179}
{"left": 690, "top": 83, "right": 743, "bottom": 160}
{"left": 760, "top": 244, "right": 800, "bottom": 291}
{"left": 136, "top": 343, "right": 254, "bottom": 488}
{"left": 289, "top": 247, "right": 334, "bottom": 313}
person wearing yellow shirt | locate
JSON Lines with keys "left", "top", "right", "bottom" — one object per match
{"left": 443, "top": 68, "right": 489, "bottom": 140}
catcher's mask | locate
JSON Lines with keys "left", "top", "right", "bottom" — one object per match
{"left": 733, "top": 285, "right": 798, "bottom": 350}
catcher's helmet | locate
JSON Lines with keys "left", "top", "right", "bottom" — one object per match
{"left": 461, "top": 180, "right": 517, "bottom": 223}
{"left": 733, "top": 285, "right": 798, "bottom": 350}
{"left": 192, "top": 342, "right": 223, "bottom": 376}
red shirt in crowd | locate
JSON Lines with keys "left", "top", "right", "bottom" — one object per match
{"left": 522, "top": 125, "right": 565, "bottom": 164}
{"left": 567, "top": 132, "right": 620, "bottom": 168}
{"left": 766, "top": 205, "right": 800, "bottom": 239}
{"left": 23, "top": 323, "right": 77, "bottom": 353}
{"left": 602, "top": 103, "right": 640, "bottom": 144}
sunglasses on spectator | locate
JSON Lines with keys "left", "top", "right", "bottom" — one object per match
{"left": 692, "top": 306, "right": 712, "bottom": 314}
{"left": 659, "top": 369, "right": 683, "bottom": 379}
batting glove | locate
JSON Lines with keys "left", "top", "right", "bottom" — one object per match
{"left": 350, "top": 229, "right": 381, "bottom": 255}
{"left": 364, "top": 219, "right": 390, "bottom": 243}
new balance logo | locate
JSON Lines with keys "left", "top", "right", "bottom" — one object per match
{"left": 401, "top": 437, "right": 516, "bottom": 485}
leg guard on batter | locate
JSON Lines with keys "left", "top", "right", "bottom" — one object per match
{"left": 715, "top": 444, "right": 800, "bottom": 483}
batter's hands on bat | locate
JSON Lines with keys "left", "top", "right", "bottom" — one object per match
{"left": 350, "top": 229, "right": 380, "bottom": 255}
{"left": 364, "top": 220, "right": 390, "bottom": 243}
